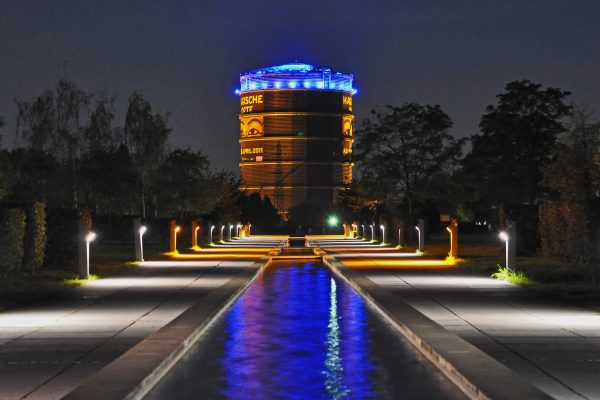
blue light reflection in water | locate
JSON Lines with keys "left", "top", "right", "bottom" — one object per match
{"left": 146, "top": 262, "right": 466, "bottom": 400}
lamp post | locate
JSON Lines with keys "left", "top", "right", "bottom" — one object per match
{"left": 446, "top": 218, "right": 458, "bottom": 259}
{"left": 416, "top": 218, "right": 425, "bottom": 252}
{"left": 82, "top": 231, "right": 96, "bottom": 279}
{"left": 209, "top": 225, "right": 215, "bottom": 244}
{"left": 352, "top": 224, "right": 358, "bottom": 238}
{"left": 499, "top": 231, "right": 509, "bottom": 270}
{"left": 361, "top": 224, "right": 365, "bottom": 238}
{"left": 192, "top": 222, "right": 200, "bottom": 249}
{"left": 228, "top": 224, "right": 233, "bottom": 240}
{"left": 173, "top": 226, "right": 181, "bottom": 252}
{"left": 380, "top": 224, "right": 386, "bottom": 245}
{"left": 499, "top": 220, "right": 517, "bottom": 270}
{"left": 398, "top": 228, "right": 402, "bottom": 247}
{"left": 370, "top": 224, "right": 375, "bottom": 241}
{"left": 236, "top": 224, "right": 242, "bottom": 238}
{"left": 138, "top": 225, "right": 147, "bottom": 261}
{"left": 220, "top": 225, "right": 225, "bottom": 242}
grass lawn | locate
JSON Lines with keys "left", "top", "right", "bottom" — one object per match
{"left": 426, "top": 231, "right": 600, "bottom": 310}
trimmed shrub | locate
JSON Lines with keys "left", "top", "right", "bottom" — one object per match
{"left": 0, "top": 208, "right": 26, "bottom": 277}
{"left": 22, "top": 202, "right": 47, "bottom": 273}
{"left": 538, "top": 201, "right": 591, "bottom": 263}
{"left": 44, "top": 208, "right": 93, "bottom": 271}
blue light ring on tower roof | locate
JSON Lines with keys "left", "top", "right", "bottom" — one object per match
{"left": 239, "top": 63, "right": 355, "bottom": 94}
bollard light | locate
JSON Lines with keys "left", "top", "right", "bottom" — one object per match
{"left": 415, "top": 226, "right": 421, "bottom": 252}
{"left": 361, "top": 224, "right": 365, "bottom": 238}
{"left": 228, "top": 224, "right": 233, "bottom": 240}
{"left": 236, "top": 223, "right": 242, "bottom": 238}
{"left": 83, "top": 231, "right": 96, "bottom": 279}
{"left": 220, "top": 225, "right": 225, "bottom": 241}
{"left": 499, "top": 231, "right": 510, "bottom": 271}
{"left": 398, "top": 228, "right": 402, "bottom": 247}
{"left": 194, "top": 226, "right": 200, "bottom": 246}
{"left": 210, "top": 225, "right": 215, "bottom": 244}
{"left": 380, "top": 224, "right": 386, "bottom": 245}
{"left": 138, "top": 226, "right": 147, "bottom": 261}
{"left": 370, "top": 224, "right": 375, "bottom": 241}
{"left": 173, "top": 226, "right": 181, "bottom": 252}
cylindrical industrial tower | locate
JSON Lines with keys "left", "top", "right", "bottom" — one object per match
{"left": 237, "top": 63, "right": 355, "bottom": 218}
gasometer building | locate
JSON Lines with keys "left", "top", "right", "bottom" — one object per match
{"left": 237, "top": 63, "right": 356, "bottom": 218}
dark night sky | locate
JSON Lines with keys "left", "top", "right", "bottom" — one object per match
{"left": 1, "top": 1, "right": 600, "bottom": 172}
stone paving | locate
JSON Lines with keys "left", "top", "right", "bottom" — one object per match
{"left": 0, "top": 238, "right": 280, "bottom": 400}
{"left": 314, "top": 236, "right": 600, "bottom": 400}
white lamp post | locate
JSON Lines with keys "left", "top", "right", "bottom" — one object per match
{"left": 236, "top": 224, "right": 242, "bottom": 238}
{"left": 361, "top": 224, "right": 365, "bottom": 238}
{"left": 379, "top": 224, "right": 385, "bottom": 245}
{"left": 499, "top": 231, "right": 510, "bottom": 271}
{"left": 398, "top": 228, "right": 402, "bottom": 247}
{"left": 228, "top": 224, "right": 233, "bottom": 240}
{"left": 415, "top": 226, "right": 421, "bottom": 252}
{"left": 220, "top": 225, "right": 225, "bottom": 241}
{"left": 209, "top": 225, "right": 215, "bottom": 244}
{"left": 83, "top": 231, "right": 96, "bottom": 279}
{"left": 370, "top": 224, "right": 375, "bottom": 241}
{"left": 138, "top": 226, "right": 147, "bottom": 261}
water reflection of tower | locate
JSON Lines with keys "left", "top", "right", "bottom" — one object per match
{"left": 237, "top": 63, "right": 356, "bottom": 217}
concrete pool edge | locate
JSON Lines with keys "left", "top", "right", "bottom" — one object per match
{"left": 322, "top": 255, "right": 553, "bottom": 400}
{"left": 62, "top": 250, "right": 278, "bottom": 400}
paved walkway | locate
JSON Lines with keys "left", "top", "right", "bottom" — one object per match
{"left": 0, "top": 240, "right": 278, "bottom": 400}
{"left": 315, "top": 237, "right": 600, "bottom": 400}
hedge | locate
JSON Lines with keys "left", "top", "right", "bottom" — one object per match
{"left": 538, "top": 201, "right": 592, "bottom": 263}
{"left": 44, "top": 208, "right": 92, "bottom": 271}
{"left": 22, "top": 202, "right": 46, "bottom": 273}
{"left": 0, "top": 208, "right": 26, "bottom": 277}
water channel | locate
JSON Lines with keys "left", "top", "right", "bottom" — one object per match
{"left": 146, "top": 261, "right": 466, "bottom": 399}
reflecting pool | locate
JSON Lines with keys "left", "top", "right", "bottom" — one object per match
{"left": 146, "top": 262, "right": 466, "bottom": 399}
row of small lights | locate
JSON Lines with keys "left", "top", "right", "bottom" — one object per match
{"left": 236, "top": 82, "right": 357, "bottom": 94}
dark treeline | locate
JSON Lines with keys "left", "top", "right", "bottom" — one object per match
{"left": 337, "top": 79, "right": 600, "bottom": 259}
{"left": 0, "top": 79, "right": 278, "bottom": 230}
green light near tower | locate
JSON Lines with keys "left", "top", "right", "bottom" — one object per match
{"left": 327, "top": 215, "right": 339, "bottom": 227}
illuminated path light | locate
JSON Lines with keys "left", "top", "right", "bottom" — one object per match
{"left": 228, "top": 224, "right": 233, "bottom": 241}
{"left": 210, "top": 225, "right": 215, "bottom": 244}
{"left": 138, "top": 225, "right": 147, "bottom": 261}
{"left": 361, "top": 224, "right": 365, "bottom": 238}
{"left": 82, "top": 231, "right": 96, "bottom": 279}
{"left": 192, "top": 221, "right": 200, "bottom": 249}
{"left": 379, "top": 224, "right": 386, "bottom": 245}
{"left": 220, "top": 225, "right": 225, "bottom": 242}
{"left": 370, "top": 224, "right": 375, "bottom": 241}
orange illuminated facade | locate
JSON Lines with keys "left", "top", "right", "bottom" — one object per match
{"left": 237, "top": 63, "right": 355, "bottom": 217}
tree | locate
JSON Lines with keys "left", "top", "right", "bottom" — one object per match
{"left": 123, "top": 91, "right": 171, "bottom": 217}
{"left": 15, "top": 80, "right": 90, "bottom": 207}
{"left": 239, "top": 192, "right": 280, "bottom": 232}
{"left": 79, "top": 145, "right": 139, "bottom": 216}
{"left": 153, "top": 149, "right": 210, "bottom": 218}
{"left": 542, "top": 106, "right": 600, "bottom": 202}
{"left": 84, "top": 93, "right": 117, "bottom": 154}
{"left": 0, "top": 114, "right": 4, "bottom": 147}
{"left": 0, "top": 116, "right": 9, "bottom": 200}
{"left": 355, "top": 103, "right": 462, "bottom": 216}
{"left": 463, "top": 80, "right": 571, "bottom": 205}
{"left": 7, "top": 148, "right": 63, "bottom": 206}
